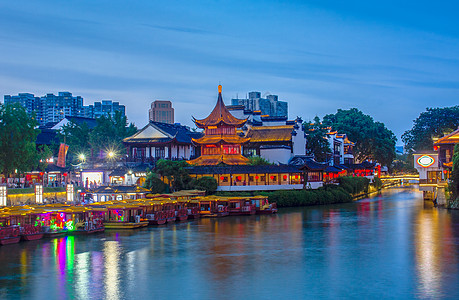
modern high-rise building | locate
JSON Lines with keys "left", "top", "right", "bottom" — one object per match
{"left": 4, "top": 92, "right": 84, "bottom": 125}
{"left": 88, "top": 100, "right": 126, "bottom": 119}
{"left": 4, "top": 92, "right": 127, "bottom": 126}
{"left": 149, "top": 100, "right": 174, "bottom": 124}
{"left": 231, "top": 91, "right": 288, "bottom": 118}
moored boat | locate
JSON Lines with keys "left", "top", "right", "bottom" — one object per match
{"left": 250, "top": 196, "right": 278, "bottom": 214}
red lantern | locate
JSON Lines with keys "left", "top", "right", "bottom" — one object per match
{"left": 237, "top": 176, "right": 242, "bottom": 181}
{"left": 220, "top": 176, "right": 224, "bottom": 180}
{"left": 63, "top": 173, "right": 68, "bottom": 177}
{"left": 255, "top": 176, "right": 259, "bottom": 180}
{"left": 283, "top": 175, "right": 287, "bottom": 180}
{"left": 39, "top": 172, "right": 44, "bottom": 176}
{"left": 270, "top": 176, "right": 274, "bottom": 180}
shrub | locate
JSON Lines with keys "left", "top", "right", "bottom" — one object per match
{"left": 191, "top": 176, "right": 218, "bottom": 194}
{"left": 143, "top": 172, "right": 166, "bottom": 193}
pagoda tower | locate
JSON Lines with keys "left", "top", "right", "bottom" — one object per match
{"left": 188, "top": 85, "right": 250, "bottom": 165}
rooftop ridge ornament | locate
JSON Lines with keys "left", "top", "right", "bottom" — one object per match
{"left": 218, "top": 84, "right": 222, "bottom": 93}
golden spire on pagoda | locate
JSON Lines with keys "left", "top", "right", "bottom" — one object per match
{"left": 192, "top": 85, "right": 247, "bottom": 128}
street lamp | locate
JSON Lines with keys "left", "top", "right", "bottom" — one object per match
{"left": 108, "top": 152, "right": 114, "bottom": 158}
{"left": 78, "top": 154, "right": 86, "bottom": 162}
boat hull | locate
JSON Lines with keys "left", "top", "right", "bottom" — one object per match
{"left": 104, "top": 221, "right": 149, "bottom": 229}
{"left": 0, "top": 236, "right": 21, "bottom": 245}
{"left": 148, "top": 219, "right": 167, "bottom": 225}
{"left": 21, "top": 233, "right": 44, "bottom": 241}
{"left": 44, "top": 231, "right": 67, "bottom": 238}
{"left": 176, "top": 215, "right": 188, "bottom": 222}
{"left": 68, "top": 228, "right": 105, "bottom": 235}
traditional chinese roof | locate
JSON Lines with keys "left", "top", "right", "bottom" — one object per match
{"left": 192, "top": 135, "right": 250, "bottom": 145}
{"left": 245, "top": 125, "right": 294, "bottom": 143}
{"left": 343, "top": 136, "right": 355, "bottom": 145}
{"left": 92, "top": 185, "right": 150, "bottom": 194}
{"left": 193, "top": 85, "right": 247, "bottom": 128}
{"left": 187, "top": 154, "right": 249, "bottom": 166}
{"left": 288, "top": 155, "right": 328, "bottom": 171}
{"left": 187, "top": 164, "right": 302, "bottom": 175}
{"left": 123, "top": 121, "right": 202, "bottom": 145}
{"left": 434, "top": 128, "right": 459, "bottom": 145}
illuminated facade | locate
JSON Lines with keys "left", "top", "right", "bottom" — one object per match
{"left": 188, "top": 85, "right": 250, "bottom": 166}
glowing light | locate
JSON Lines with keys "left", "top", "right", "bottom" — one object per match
{"left": 78, "top": 154, "right": 86, "bottom": 161}
{"left": 417, "top": 155, "right": 435, "bottom": 168}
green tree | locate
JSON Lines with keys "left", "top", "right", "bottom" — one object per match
{"left": 89, "top": 111, "right": 137, "bottom": 158}
{"left": 303, "top": 116, "right": 331, "bottom": 162}
{"left": 248, "top": 156, "right": 273, "bottom": 166}
{"left": 450, "top": 144, "right": 459, "bottom": 201}
{"left": 191, "top": 176, "right": 218, "bottom": 194}
{"left": 402, "top": 106, "right": 459, "bottom": 152}
{"left": 155, "top": 159, "right": 192, "bottom": 191}
{"left": 323, "top": 108, "right": 396, "bottom": 167}
{"left": 143, "top": 172, "right": 166, "bottom": 193}
{"left": 0, "top": 103, "right": 41, "bottom": 178}
{"left": 58, "top": 121, "right": 91, "bottom": 162}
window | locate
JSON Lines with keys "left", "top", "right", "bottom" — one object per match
{"left": 202, "top": 145, "right": 220, "bottom": 155}
{"left": 155, "top": 147, "right": 165, "bottom": 158}
{"left": 222, "top": 145, "right": 240, "bottom": 155}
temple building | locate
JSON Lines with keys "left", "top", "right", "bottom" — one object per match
{"left": 123, "top": 121, "right": 202, "bottom": 163}
{"left": 188, "top": 85, "right": 250, "bottom": 166}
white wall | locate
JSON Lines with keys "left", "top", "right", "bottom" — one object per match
{"left": 292, "top": 121, "right": 306, "bottom": 156}
{"left": 260, "top": 148, "right": 292, "bottom": 164}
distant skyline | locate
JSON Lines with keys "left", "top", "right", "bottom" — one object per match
{"left": 1, "top": 0, "right": 458, "bottom": 143}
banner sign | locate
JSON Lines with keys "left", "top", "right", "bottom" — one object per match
{"left": 57, "top": 143, "right": 69, "bottom": 168}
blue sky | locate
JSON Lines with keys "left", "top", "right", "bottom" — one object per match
{"left": 1, "top": 0, "right": 458, "bottom": 142}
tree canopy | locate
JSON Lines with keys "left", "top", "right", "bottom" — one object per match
{"left": 323, "top": 108, "right": 397, "bottom": 167}
{"left": 450, "top": 144, "right": 459, "bottom": 201}
{"left": 0, "top": 103, "right": 43, "bottom": 177}
{"left": 402, "top": 106, "right": 459, "bottom": 152}
{"left": 59, "top": 110, "right": 137, "bottom": 163}
{"left": 303, "top": 116, "right": 331, "bottom": 162}
{"left": 155, "top": 160, "right": 193, "bottom": 192}
{"left": 143, "top": 171, "right": 166, "bottom": 193}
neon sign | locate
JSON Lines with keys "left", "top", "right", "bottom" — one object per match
{"left": 417, "top": 155, "right": 435, "bottom": 168}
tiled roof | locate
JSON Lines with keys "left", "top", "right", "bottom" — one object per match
{"left": 245, "top": 125, "right": 293, "bottom": 143}
{"left": 66, "top": 116, "right": 98, "bottom": 129}
{"left": 187, "top": 164, "right": 302, "bottom": 175}
{"left": 187, "top": 154, "right": 249, "bottom": 166}
{"left": 36, "top": 128, "right": 59, "bottom": 145}
{"left": 192, "top": 135, "right": 250, "bottom": 145}
{"left": 123, "top": 121, "right": 202, "bottom": 144}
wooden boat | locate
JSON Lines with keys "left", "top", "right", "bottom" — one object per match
{"left": 103, "top": 203, "right": 149, "bottom": 229}
{"left": 250, "top": 196, "right": 278, "bottom": 214}
{"left": 21, "top": 224, "right": 44, "bottom": 241}
{"left": 228, "top": 197, "right": 257, "bottom": 216}
{"left": 184, "top": 199, "right": 200, "bottom": 219}
{"left": 199, "top": 197, "right": 229, "bottom": 218}
{"left": 103, "top": 221, "right": 148, "bottom": 229}
{"left": 63, "top": 206, "right": 106, "bottom": 235}
{"left": 144, "top": 199, "right": 168, "bottom": 225}
{"left": 0, "top": 223, "right": 21, "bottom": 245}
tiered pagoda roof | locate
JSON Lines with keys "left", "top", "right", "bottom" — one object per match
{"left": 192, "top": 85, "right": 248, "bottom": 129}
{"left": 188, "top": 154, "right": 249, "bottom": 166}
{"left": 192, "top": 135, "right": 250, "bottom": 145}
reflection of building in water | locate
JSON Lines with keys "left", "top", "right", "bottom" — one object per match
{"left": 415, "top": 209, "right": 457, "bottom": 298}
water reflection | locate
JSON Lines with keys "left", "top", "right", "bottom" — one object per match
{"left": 0, "top": 187, "right": 459, "bottom": 299}
{"left": 104, "top": 241, "right": 122, "bottom": 300}
{"left": 414, "top": 205, "right": 458, "bottom": 298}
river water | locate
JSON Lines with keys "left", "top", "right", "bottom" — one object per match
{"left": 1, "top": 187, "right": 459, "bottom": 299}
